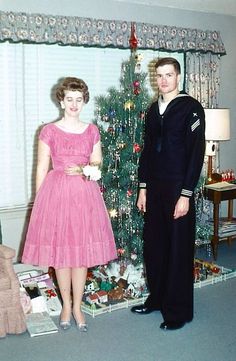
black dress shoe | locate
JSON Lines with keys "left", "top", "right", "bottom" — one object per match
{"left": 131, "top": 304, "right": 155, "bottom": 314}
{"left": 160, "top": 321, "right": 186, "bottom": 330}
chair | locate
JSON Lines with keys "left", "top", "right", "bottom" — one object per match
{"left": 0, "top": 245, "right": 26, "bottom": 338}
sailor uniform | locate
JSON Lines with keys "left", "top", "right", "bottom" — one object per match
{"left": 138, "top": 92, "right": 205, "bottom": 323}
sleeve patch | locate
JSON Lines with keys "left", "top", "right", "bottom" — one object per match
{"left": 191, "top": 119, "right": 200, "bottom": 132}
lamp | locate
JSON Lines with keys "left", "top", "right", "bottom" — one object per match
{"left": 204, "top": 108, "right": 230, "bottom": 183}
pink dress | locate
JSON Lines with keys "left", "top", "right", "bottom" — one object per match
{"left": 22, "top": 123, "right": 117, "bottom": 269}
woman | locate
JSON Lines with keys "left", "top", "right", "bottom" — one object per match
{"left": 22, "top": 77, "right": 117, "bottom": 331}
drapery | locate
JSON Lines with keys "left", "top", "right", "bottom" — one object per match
{"left": 185, "top": 52, "right": 221, "bottom": 108}
{"left": 0, "top": 10, "right": 226, "bottom": 107}
{"left": 0, "top": 11, "right": 225, "bottom": 55}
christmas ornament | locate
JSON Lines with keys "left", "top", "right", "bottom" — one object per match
{"left": 133, "top": 88, "right": 141, "bottom": 95}
{"left": 109, "top": 209, "right": 118, "bottom": 218}
{"left": 108, "top": 126, "right": 115, "bottom": 133}
{"left": 129, "top": 22, "right": 138, "bottom": 51}
{"left": 134, "top": 62, "right": 141, "bottom": 74}
{"left": 108, "top": 109, "right": 116, "bottom": 118}
{"left": 102, "top": 114, "right": 109, "bottom": 122}
{"left": 133, "top": 143, "right": 142, "bottom": 153}
{"left": 133, "top": 80, "right": 140, "bottom": 88}
{"left": 127, "top": 189, "right": 133, "bottom": 197}
{"left": 135, "top": 53, "right": 143, "bottom": 62}
{"left": 117, "top": 125, "right": 126, "bottom": 133}
{"left": 118, "top": 141, "right": 126, "bottom": 149}
{"left": 100, "top": 185, "right": 106, "bottom": 194}
{"left": 124, "top": 100, "right": 135, "bottom": 110}
{"left": 117, "top": 248, "right": 125, "bottom": 256}
{"left": 130, "top": 253, "right": 137, "bottom": 261}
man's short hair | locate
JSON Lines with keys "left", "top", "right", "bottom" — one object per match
{"left": 155, "top": 57, "right": 181, "bottom": 74}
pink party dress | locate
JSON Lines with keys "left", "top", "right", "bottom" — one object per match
{"left": 22, "top": 123, "right": 117, "bottom": 269}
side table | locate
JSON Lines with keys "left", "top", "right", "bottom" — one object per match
{"left": 204, "top": 186, "right": 236, "bottom": 260}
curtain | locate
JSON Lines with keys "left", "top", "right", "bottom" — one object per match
{"left": 0, "top": 11, "right": 226, "bottom": 55}
{"left": 185, "top": 52, "right": 221, "bottom": 108}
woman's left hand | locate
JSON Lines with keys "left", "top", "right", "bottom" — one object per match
{"left": 64, "top": 165, "right": 83, "bottom": 176}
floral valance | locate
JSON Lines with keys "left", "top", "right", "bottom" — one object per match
{"left": 0, "top": 11, "right": 226, "bottom": 55}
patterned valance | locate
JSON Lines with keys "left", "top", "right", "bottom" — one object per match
{"left": 0, "top": 11, "right": 226, "bottom": 55}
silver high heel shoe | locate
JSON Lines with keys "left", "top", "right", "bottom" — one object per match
{"left": 77, "top": 323, "right": 88, "bottom": 332}
{"left": 59, "top": 319, "right": 71, "bottom": 330}
{"left": 72, "top": 313, "right": 88, "bottom": 332}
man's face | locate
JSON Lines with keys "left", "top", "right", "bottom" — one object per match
{"left": 156, "top": 64, "right": 180, "bottom": 95}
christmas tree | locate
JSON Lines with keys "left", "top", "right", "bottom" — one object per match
{"left": 95, "top": 46, "right": 151, "bottom": 265}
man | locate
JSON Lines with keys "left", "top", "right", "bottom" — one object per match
{"left": 131, "top": 57, "right": 205, "bottom": 330}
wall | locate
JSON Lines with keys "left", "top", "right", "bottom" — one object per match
{"left": 1, "top": 0, "right": 236, "bottom": 257}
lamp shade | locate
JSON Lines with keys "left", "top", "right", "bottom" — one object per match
{"left": 204, "top": 108, "right": 230, "bottom": 141}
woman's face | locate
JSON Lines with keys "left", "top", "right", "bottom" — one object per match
{"left": 61, "top": 90, "right": 84, "bottom": 117}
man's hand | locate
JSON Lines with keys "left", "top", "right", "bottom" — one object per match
{"left": 137, "top": 189, "right": 147, "bottom": 213}
{"left": 173, "top": 196, "right": 189, "bottom": 219}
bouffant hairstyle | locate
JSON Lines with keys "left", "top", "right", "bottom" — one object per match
{"left": 155, "top": 57, "right": 181, "bottom": 75}
{"left": 55, "top": 77, "right": 90, "bottom": 104}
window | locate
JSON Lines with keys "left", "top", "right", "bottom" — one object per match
{"left": 0, "top": 41, "right": 184, "bottom": 208}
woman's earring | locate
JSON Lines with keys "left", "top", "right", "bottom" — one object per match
{"left": 61, "top": 103, "right": 65, "bottom": 109}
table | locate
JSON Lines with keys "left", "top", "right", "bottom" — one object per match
{"left": 204, "top": 186, "right": 236, "bottom": 259}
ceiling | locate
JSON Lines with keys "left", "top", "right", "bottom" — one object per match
{"left": 115, "top": 0, "right": 236, "bottom": 16}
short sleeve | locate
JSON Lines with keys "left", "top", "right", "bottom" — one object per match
{"left": 91, "top": 124, "right": 101, "bottom": 145}
{"left": 39, "top": 124, "right": 52, "bottom": 147}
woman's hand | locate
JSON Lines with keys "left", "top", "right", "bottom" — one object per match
{"left": 64, "top": 165, "right": 84, "bottom": 176}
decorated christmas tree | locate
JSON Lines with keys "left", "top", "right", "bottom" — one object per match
{"left": 95, "top": 28, "right": 151, "bottom": 265}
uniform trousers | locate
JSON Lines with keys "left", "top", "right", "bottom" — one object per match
{"left": 143, "top": 180, "right": 195, "bottom": 323}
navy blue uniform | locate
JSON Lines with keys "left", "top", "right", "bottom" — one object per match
{"left": 138, "top": 92, "right": 205, "bottom": 323}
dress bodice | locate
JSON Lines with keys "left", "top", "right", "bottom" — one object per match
{"left": 39, "top": 123, "right": 100, "bottom": 171}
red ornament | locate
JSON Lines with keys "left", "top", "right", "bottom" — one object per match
{"left": 133, "top": 143, "right": 142, "bottom": 153}
{"left": 100, "top": 185, "right": 106, "bottom": 194}
{"left": 129, "top": 22, "right": 138, "bottom": 50}
{"left": 117, "top": 248, "right": 125, "bottom": 256}
{"left": 127, "top": 189, "right": 133, "bottom": 197}
{"left": 133, "top": 88, "right": 141, "bottom": 95}
{"left": 133, "top": 80, "right": 140, "bottom": 88}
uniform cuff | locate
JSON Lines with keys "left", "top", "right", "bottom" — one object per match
{"left": 139, "top": 182, "right": 147, "bottom": 189}
{"left": 181, "top": 189, "right": 193, "bottom": 197}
